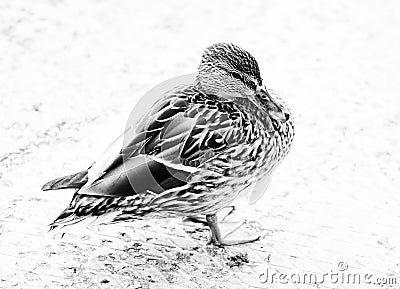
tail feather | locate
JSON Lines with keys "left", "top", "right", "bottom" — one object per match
{"left": 48, "top": 192, "right": 157, "bottom": 230}
{"left": 41, "top": 170, "right": 88, "bottom": 191}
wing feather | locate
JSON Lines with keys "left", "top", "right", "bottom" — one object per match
{"left": 81, "top": 85, "right": 248, "bottom": 197}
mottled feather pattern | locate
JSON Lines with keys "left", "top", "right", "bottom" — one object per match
{"left": 49, "top": 191, "right": 157, "bottom": 230}
{"left": 43, "top": 43, "right": 295, "bottom": 230}
{"left": 200, "top": 43, "right": 262, "bottom": 86}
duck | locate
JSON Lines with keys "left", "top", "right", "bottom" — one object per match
{"left": 42, "top": 43, "right": 295, "bottom": 246}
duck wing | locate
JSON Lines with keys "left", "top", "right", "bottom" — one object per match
{"left": 79, "top": 85, "right": 249, "bottom": 198}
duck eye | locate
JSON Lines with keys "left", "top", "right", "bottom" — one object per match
{"left": 229, "top": 70, "right": 257, "bottom": 90}
{"left": 230, "top": 71, "right": 242, "bottom": 80}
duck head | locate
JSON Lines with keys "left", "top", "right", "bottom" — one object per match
{"left": 196, "top": 43, "right": 290, "bottom": 123}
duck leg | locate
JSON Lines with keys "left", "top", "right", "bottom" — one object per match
{"left": 206, "top": 214, "right": 260, "bottom": 246}
{"left": 183, "top": 206, "right": 236, "bottom": 225}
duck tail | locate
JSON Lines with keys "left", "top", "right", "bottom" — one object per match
{"left": 41, "top": 170, "right": 88, "bottom": 191}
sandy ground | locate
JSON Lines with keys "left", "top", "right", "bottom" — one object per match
{"left": 1, "top": 0, "right": 400, "bottom": 288}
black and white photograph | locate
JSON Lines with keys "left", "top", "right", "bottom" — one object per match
{"left": 0, "top": 0, "right": 399, "bottom": 288}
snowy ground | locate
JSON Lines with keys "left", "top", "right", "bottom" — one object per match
{"left": 1, "top": 0, "right": 400, "bottom": 288}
